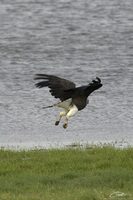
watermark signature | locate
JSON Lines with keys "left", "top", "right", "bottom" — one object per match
{"left": 109, "top": 191, "right": 132, "bottom": 200}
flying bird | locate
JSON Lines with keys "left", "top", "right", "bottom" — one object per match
{"left": 34, "top": 74, "right": 102, "bottom": 129}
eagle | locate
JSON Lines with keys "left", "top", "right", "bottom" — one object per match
{"left": 34, "top": 74, "right": 102, "bottom": 129}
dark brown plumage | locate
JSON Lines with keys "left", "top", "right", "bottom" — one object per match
{"left": 35, "top": 74, "right": 76, "bottom": 101}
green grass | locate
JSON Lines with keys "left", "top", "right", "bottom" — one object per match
{"left": 0, "top": 146, "right": 133, "bottom": 200}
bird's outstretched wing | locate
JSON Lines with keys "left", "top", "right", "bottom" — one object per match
{"left": 34, "top": 74, "right": 76, "bottom": 101}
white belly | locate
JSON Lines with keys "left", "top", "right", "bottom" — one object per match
{"left": 67, "top": 104, "right": 78, "bottom": 118}
{"left": 55, "top": 98, "right": 78, "bottom": 118}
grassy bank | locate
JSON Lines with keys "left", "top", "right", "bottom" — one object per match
{"left": 0, "top": 146, "right": 133, "bottom": 200}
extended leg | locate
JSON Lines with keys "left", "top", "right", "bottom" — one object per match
{"left": 63, "top": 105, "right": 78, "bottom": 129}
{"left": 63, "top": 115, "right": 69, "bottom": 129}
{"left": 55, "top": 109, "right": 68, "bottom": 126}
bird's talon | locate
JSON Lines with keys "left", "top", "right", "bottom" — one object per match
{"left": 63, "top": 123, "right": 67, "bottom": 129}
{"left": 55, "top": 121, "right": 60, "bottom": 126}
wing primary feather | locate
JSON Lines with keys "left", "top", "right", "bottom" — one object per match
{"left": 34, "top": 74, "right": 56, "bottom": 80}
{"left": 34, "top": 74, "right": 76, "bottom": 101}
{"left": 35, "top": 81, "right": 49, "bottom": 88}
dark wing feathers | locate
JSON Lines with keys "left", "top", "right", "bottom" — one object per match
{"left": 35, "top": 81, "right": 49, "bottom": 88}
{"left": 34, "top": 74, "right": 76, "bottom": 101}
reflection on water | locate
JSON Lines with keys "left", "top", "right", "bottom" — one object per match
{"left": 0, "top": 0, "right": 133, "bottom": 149}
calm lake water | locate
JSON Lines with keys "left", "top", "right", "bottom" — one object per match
{"left": 0, "top": 0, "right": 133, "bottom": 149}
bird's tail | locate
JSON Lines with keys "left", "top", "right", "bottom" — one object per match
{"left": 42, "top": 101, "right": 62, "bottom": 109}
{"left": 42, "top": 105, "right": 54, "bottom": 109}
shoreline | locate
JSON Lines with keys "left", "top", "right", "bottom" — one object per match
{"left": 0, "top": 140, "right": 132, "bottom": 151}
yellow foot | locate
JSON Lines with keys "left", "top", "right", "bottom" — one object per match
{"left": 55, "top": 121, "right": 60, "bottom": 126}
{"left": 63, "top": 123, "right": 67, "bottom": 129}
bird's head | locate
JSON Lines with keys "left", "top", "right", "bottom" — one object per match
{"left": 89, "top": 77, "right": 102, "bottom": 90}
